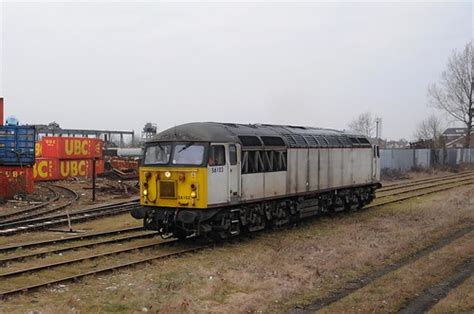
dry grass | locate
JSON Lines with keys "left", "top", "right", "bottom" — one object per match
{"left": 429, "top": 275, "right": 474, "bottom": 313}
{"left": 0, "top": 185, "right": 472, "bottom": 313}
{"left": 319, "top": 232, "right": 474, "bottom": 313}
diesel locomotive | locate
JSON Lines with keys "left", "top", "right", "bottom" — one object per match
{"left": 131, "top": 122, "right": 381, "bottom": 239}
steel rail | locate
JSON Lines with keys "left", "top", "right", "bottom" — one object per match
{"left": 0, "top": 200, "right": 138, "bottom": 229}
{"left": 0, "top": 204, "right": 141, "bottom": 236}
{"left": 0, "top": 203, "right": 136, "bottom": 230}
{"left": 0, "top": 245, "right": 209, "bottom": 299}
{"left": 0, "top": 226, "right": 145, "bottom": 253}
{"left": 380, "top": 171, "right": 472, "bottom": 189}
{"left": 378, "top": 172, "right": 474, "bottom": 193}
{"left": 0, "top": 185, "right": 80, "bottom": 225}
{"left": 0, "top": 240, "right": 177, "bottom": 279}
{"left": 376, "top": 175, "right": 474, "bottom": 199}
{"left": 0, "top": 231, "right": 157, "bottom": 265}
{"left": 0, "top": 185, "right": 60, "bottom": 221}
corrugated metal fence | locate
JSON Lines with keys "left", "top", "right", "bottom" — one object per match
{"left": 380, "top": 148, "right": 474, "bottom": 171}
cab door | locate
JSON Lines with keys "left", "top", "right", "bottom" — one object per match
{"left": 228, "top": 144, "right": 241, "bottom": 203}
{"left": 208, "top": 144, "right": 228, "bottom": 205}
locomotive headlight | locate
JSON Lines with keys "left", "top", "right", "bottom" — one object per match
{"left": 165, "top": 171, "right": 171, "bottom": 178}
{"left": 143, "top": 189, "right": 148, "bottom": 196}
{"left": 190, "top": 191, "right": 197, "bottom": 198}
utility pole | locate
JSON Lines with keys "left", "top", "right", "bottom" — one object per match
{"left": 375, "top": 117, "right": 382, "bottom": 146}
{"left": 92, "top": 158, "right": 97, "bottom": 202}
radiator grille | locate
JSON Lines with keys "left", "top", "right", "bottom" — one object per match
{"left": 159, "top": 181, "right": 176, "bottom": 198}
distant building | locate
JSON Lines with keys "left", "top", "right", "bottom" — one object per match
{"left": 442, "top": 128, "right": 474, "bottom": 148}
{"left": 409, "top": 139, "right": 434, "bottom": 149}
{"left": 379, "top": 139, "right": 410, "bottom": 149}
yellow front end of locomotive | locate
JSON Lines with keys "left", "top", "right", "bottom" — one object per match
{"left": 139, "top": 166, "right": 208, "bottom": 209}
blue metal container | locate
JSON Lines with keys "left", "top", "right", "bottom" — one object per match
{"left": 0, "top": 126, "right": 36, "bottom": 166}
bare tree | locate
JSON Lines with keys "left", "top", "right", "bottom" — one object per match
{"left": 348, "top": 112, "right": 377, "bottom": 137}
{"left": 414, "top": 115, "right": 444, "bottom": 148}
{"left": 428, "top": 41, "right": 473, "bottom": 148}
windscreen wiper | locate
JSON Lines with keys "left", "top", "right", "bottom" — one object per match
{"left": 178, "top": 142, "right": 193, "bottom": 153}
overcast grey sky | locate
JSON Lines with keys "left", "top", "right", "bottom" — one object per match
{"left": 1, "top": 1, "right": 472, "bottom": 140}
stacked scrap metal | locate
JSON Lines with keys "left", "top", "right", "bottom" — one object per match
{"left": 34, "top": 137, "right": 105, "bottom": 181}
{"left": 0, "top": 98, "right": 36, "bottom": 199}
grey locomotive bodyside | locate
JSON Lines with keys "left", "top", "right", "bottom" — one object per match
{"left": 239, "top": 147, "right": 379, "bottom": 204}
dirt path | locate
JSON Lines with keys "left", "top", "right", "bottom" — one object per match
{"left": 399, "top": 260, "right": 474, "bottom": 314}
{"left": 291, "top": 226, "right": 473, "bottom": 313}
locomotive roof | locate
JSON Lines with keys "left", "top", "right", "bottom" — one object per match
{"left": 148, "top": 122, "right": 371, "bottom": 148}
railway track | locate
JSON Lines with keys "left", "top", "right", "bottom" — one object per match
{"left": 0, "top": 240, "right": 209, "bottom": 300}
{"left": 380, "top": 170, "right": 473, "bottom": 190}
{"left": 369, "top": 177, "right": 474, "bottom": 209}
{"left": 0, "top": 229, "right": 157, "bottom": 265}
{"left": 0, "top": 200, "right": 140, "bottom": 236}
{"left": 0, "top": 173, "right": 471, "bottom": 299}
{"left": 375, "top": 174, "right": 474, "bottom": 199}
{"left": 0, "top": 184, "right": 79, "bottom": 225}
{"left": 378, "top": 171, "right": 474, "bottom": 193}
{"left": 0, "top": 185, "right": 60, "bottom": 222}
{"left": 0, "top": 226, "right": 145, "bottom": 253}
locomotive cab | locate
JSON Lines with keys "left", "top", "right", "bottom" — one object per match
{"left": 134, "top": 140, "right": 242, "bottom": 237}
{"left": 137, "top": 141, "right": 241, "bottom": 207}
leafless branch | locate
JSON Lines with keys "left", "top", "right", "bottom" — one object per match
{"left": 428, "top": 41, "right": 473, "bottom": 148}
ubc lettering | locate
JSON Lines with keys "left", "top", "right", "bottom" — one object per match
{"left": 35, "top": 143, "right": 43, "bottom": 157}
{"left": 60, "top": 160, "right": 87, "bottom": 177}
{"left": 34, "top": 160, "right": 50, "bottom": 179}
{"left": 65, "top": 140, "right": 89, "bottom": 156}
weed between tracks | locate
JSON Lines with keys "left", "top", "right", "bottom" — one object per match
{"left": 0, "top": 185, "right": 472, "bottom": 313}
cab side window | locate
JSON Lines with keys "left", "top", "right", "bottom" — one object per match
{"left": 229, "top": 145, "right": 237, "bottom": 165}
{"left": 209, "top": 145, "right": 226, "bottom": 166}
